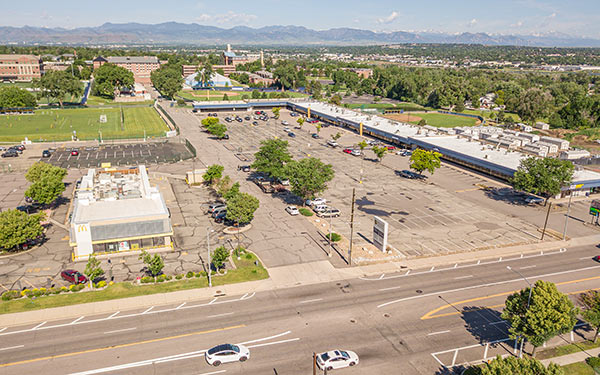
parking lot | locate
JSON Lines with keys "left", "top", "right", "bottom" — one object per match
{"left": 44, "top": 141, "right": 193, "bottom": 169}
{"left": 207, "top": 109, "right": 546, "bottom": 260}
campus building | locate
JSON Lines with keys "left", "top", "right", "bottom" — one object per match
{"left": 69, "top": 165, "right": 173, "bottom": 260}
{"left": 93, "top": 56, "right": 160, "bottom": 85}
{"left": 222, "top": 44, "right": 259, "bottom": 66}
{"left": 0, "top": 54, "right": 42, "bottom": 81}
{"left": 181, "top": 64, "right": 236, "bottom": 77}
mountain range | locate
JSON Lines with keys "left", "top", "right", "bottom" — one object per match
{"left": 1, "top": 22, "right": 599, "bottom": 47}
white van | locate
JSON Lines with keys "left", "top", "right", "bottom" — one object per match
{"left": 313, "top": 204, "right": 328, "bottom": 213}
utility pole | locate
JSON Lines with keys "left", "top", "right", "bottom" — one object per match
{"left": 562, "top": 193, "right": 573, "bottom": 240}
{"left": 541, "top": 202, "right": 552, "bottom": 241}
{"left": 312, "top": 353, "right": 317, "bottom": 375}
{"left": 206, "top": 228, "right": 212, "bottom": 287}
{"left": 328, "top": 212, "right": 333, "bottom": 257}
{"left": 348, "top": 188, "right": 356, "bottom": 266}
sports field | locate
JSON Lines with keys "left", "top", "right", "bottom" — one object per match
{"left": 0, "top": 107, "right": 169, "bottom": 142}
{"left": 385, "top": 112, "right": 479, "bottom": 128}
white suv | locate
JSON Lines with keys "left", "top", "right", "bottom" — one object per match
{"left": 327, "top": 140, "right": 339, "bottom": 148}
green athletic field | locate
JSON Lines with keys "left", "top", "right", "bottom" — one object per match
{"left": 0, "top": 107, "right": 169, "bottom": 142}
{"left": 409, "top": 113, "right": 479, "bottom": 128}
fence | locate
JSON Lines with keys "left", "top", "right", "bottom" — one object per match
{"left": 437, "top": 110, "right": 485, "bottom": 122}
{"left": 185, "top": 138, "right": 197, "bottom": 157}
{"left": 155, "top": 102, "right": 179, "bottom": 134}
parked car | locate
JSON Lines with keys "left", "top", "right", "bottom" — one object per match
{"left": 281, "top": 120, "right": 289, "bottom": 125}
{"left": 214, "top": 210, "right": 228, "bottom": 223}
{"left": 205, "top": 344, "right": 250, "bottom": 366}
{"left": 288, "top": 132, "right": 296, "bottom": 138}
{"left": 397, "top": 150, "right": 412, "bottom": 156}
{"left": 398, "top": 170, "right": 419, "bottom": 179}
{"left": 244, "top": 116, "right": 251, "bottom": 121}
{"left": 307, "top": 119, "right": 319, "bottom": 124}
{"left": 525, "top": 196, "right": 544, "bottom": 204}
{"left": 211, "top": 207, "right": 227, "bottom": 218}
{"left": 1, "top": 150, "right": 18, "bottom": 158}
{"left": 306, "top": 198, "right": 327, "bottom": 207}
{"left": 252, "top": 121, "right": 259, "bottom": 126}
{"left": 8, "top": 146, "right": 22, "bottom": 154}
{"left": 593, "top": 255, "right": 600, "bottom": 262}
{"left": 285, "top": 206, "right": 300, "bottom": 215}
{"left": 312, "top": 133, "right": 320, "bottom": 139}
{"left": 351, "top": 149, "right": 361, "bottom": 156}
{"left": 219, "top": 134, "right": 229, "bottom": 140}
{"left": 208, "top": 203, "right": 226, "bottom": 213}
{"left": 343, "top": 148, "right": 353, "bottom": 154}
{"left": 283, "top": 127, "right": 291, "bottom": 132}
{"left": 327, "top": 140, "right": 339, "bottom": 148}
{"left": 290, "top": 112, "right": 298, "bottom": 117}
{"left": 238, "top": 165, "right": 251, "bottom": 172}
{"left": 61, "top": 269, "right": 88, "bottom": 284}
{"left": 192, "top": 108, "right": 198, "bottom": 113}
{"left": 385, "top": 145, "right": 396, "bottom": 151}
{"left": 312, "top": 204, "right": 329, "bottom": 213}
{"left": 278, "top": 178, "right": 290, "bottom": 186}
{"left": 71, "top": 150, "right": 79, "bottom": 156}
{"left": 316, "top": 350, "right": 359, "bottom": 371}
{"left": 317, "top": 208, "right": 341, "bottom": 218}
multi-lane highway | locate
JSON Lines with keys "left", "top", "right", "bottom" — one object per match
{"left": 0, "top": 245, "right": 599, "bottom": 375}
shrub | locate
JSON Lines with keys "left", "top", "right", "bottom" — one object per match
{"left": 299, "top": 207, "right": 313, "bottom": 216}
{"left": 20, "top": 289, "right": 30, "bottom": 297}
{"left": 245, "top": 253, "right": 253, "bottom": 260}
{"left": 1, "top": 290, "right": 20, "bottom": 301}
{"left": 587, "top": 357, "right": 600, "bottom": 371}
{"left": 95, "top": 280, "right": 107, "bottom": 288}
{"left": 175, "top": 274, "right": 183, "bottom": 280}
{"left": 195, "top": 272, "right": 203, "bottom": 278}
{"left": 157, "top": 275, "right": 167, "bottom": 283}
{"left": 186, "top": 271, "right": 194, "bottom": 278}
{"left": 71, "top": 284, "right": 84, "bottom": 292}
{"left": 166, "top": 275, "right": 173, "bottom": 281}
{"left": 326, "top": 233, "right": 342, "bottom": 242}
{"left": 60, "top": 286, "right": 68, "bottom": 292}
{"left": 233, "top": 247, "right": 246, "bottom": 257}
{"left": 50, "top": 287, "right": 61, "bottom": 294}
{"left": 200, "top": 271, "right": 207, "bottom": 277}
{"left": 141, "top": 276, "right": 154, "bottom": 284}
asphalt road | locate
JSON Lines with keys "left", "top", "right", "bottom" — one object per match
{"left": 1, "top": 245, "right": 599, "bottom": 375}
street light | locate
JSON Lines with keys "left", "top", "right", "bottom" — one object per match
{"left": 507, "top": 265, "right": 534, "bottom": 358}
{"left": 207, "top": 227, "right": 215, "bottom": 287}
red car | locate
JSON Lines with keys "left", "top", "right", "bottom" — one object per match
{"left": 61, "top": 269, "right": 88, "bottom": 284}
{"left": 594, "top": 255, "right": 600, "bottom": 262}
{"left": 343, "top": 148, "right": 353, "bottom": 154}
{"left": 71, "top": 150, "right": 79, "bottom": 156}
{"left": 385, "top": 146, "right": 396, "bottom": 151}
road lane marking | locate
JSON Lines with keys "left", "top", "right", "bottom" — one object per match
{"left": 206, "top": 312, "right": 234, "bottom": 318}
{"left": 141, "top": 306, "right": 153, "bottom": 314}
{"left": 427, "top": 330, "right": 450, "bottom": 336}
{"left": 0, "top": 345, "right": 24, "bottom": 351}
{"left": 32, "top": 321, "right": 46, "bottom": 330}
{"left": 193, "top": 371, "right": 226, "bottom": 375}
{"left": 299, "top": 298, "right": 323, "bottom": 304}
{"left": 107, "top": 311, "right": 120, "bottom": 319}
{"left": 176, "top": 303, "right": 186, "bottom": 309}
{"left": 377, "top": 264, "right": 600, "bottom": 307}
{"left": 70, "top": 316, "right": 85, "bottom": 324}
{"left": 209, "top": 297, "right": 218, "bottom": 304}
{"left": 580, "top": 257, "right": 592, "bottom": 260}
{"left": 104, "top": 327, "right": 137, "bottom": 335}
{"left": 490, "top": 321, "right": 507, "bottom": 325}
{"left": 454, "top": 275, "right": 473, "bottom": 280}
{"left": 246, "top": 337, "right": 301, "bottom": 349}
{"left": 0, "top": 328, "right": 6, "bottom": 333}
{"left": 519, "top": 265, "right": 536, "bottom": 270}
{"left": 239, "top": 330, "right": 293, "bottom": 345}
{"left": 0, "top": 324, "right": 245, "bottom": 369}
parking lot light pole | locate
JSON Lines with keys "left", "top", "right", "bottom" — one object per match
{"left": 207, "top": 227, "right": 214, "bottom": 287}
{"left": 506, "top": 265, "right": 534, "bottom": 358}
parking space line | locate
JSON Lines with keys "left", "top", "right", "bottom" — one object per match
{"left": 70, "top": 316, "right": 85, "bottom": 324}
{"left": 0, "top": 345, "right": 24, "bottom": 351}
{"left": 142, "top": 306, "right": 153, "bottom": 314}
{"left": 427, "top": 330, "right": 450, "bottom": 336}
{"left": 107, "top": 311, "right": 120, "bottom": 319}
{"left": 104, "top": 327, "right": 137, "bottom": 335}
{"left": 32, "top": 321, "right": 46, "bottom": 330}
{"left": 299, "top": 298, "right": 323, "bottom": 304}
{"left": 207, "top": 312, "right": 234, "bottom": 318}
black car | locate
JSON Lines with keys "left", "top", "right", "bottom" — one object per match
{"left": 214, "top": 210, "right": 228, "bottom": 223}
{"left": 238, "top": 165, "right": 251, "bottom": 172}
{"left": 42, "top": 149, "right": 52, "bottom": 158}
{"left": 288, "top": 132, "right": 296, "bottom": 138}
{"left": 8, "top": 146, "right": 22, "bottom": 154}
{"left": 290, "top": 112, "right": 298, "bottom": 117}
{"left": 236, "top": 117, "right": 243, "bottom": 122}
{"left": 192, "top": 108, "right": 198, "bottom": 113}
{"left": 2, "top": 150, "right": 18, "bottom": 158}
{"left": 244, "top": 116, "right": 251, "bottom": 120}
{"left": 311, "top": 133, "right": 320, "bottom": 139}
{"left": 252, "top": 121, "right": 259, "bottom": 126}
{"left": 219, "top": 134, "right": 229, "bottom": 140}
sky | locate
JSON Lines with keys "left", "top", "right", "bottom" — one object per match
{"left": 3, "top": 0, "right": 599, "bottom": 38}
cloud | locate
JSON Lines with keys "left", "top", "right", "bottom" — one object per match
{"left": 196, "top": 11, "right": 257, "bottom": 25}
{"left": 513, "top": 20, "right": 524, "bottom": 27}
{"left": 468, "top": 18, "right": 478, "bottom": 27}
{"left": 549, "top": 12, "right": 557, "bottom": 19}
{"left": 377, "top": 11, "right": 399, "bottom": 24}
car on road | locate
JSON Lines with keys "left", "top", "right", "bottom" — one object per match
{"left": 288, "top": 132, "right": 296, "bottom": 138}
{"left": 238, "top": 165, "right": 251, "bottom": 172}
{"left": 316, "top": 350, "right": 359, "bottom": 371}
{"left": 1, "top": 150, "right": 18, "bottom": 158}
{"left": 205, "top": 344, "right": 250, "bottom": 366}
{"left": 343, "top": 148, "right": 352, "bottom": 154}
{"left": 306, "top": 198, "right": 327, "bottom": 207}
{"left": 350, "top": 149, "right": 361, "bottom": 156}
{"left": 312, "top": 133, "right": 320, "bottom": 139}
{"left": 398, "top": 169, "right": 419, "bottom": 179}
{"left": 61, "top": 269, "right": 88, "bottom": 284}
{"left": 525, "top": 196, "right": 544, "bottom": 204}
{"left": 317, "top": 208, "right": 341, "bottom": 218}
{"left": 71, "top": 150, "right": 79, "bottom": 156}
{"left": 285, "top": 206, "right": 300, "bottom": 215}
{"left": 327, "top": 140, "right": 339, "bottom": 148}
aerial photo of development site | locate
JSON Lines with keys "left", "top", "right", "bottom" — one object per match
{"left": 1, "top": 1, "right": 600, "bottom": 374}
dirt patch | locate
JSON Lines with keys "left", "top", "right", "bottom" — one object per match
{"left": 384, "top": 113, "right": 423, "bottom": 123}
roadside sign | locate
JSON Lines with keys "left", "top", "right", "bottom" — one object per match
{"left": 373, "top": 216, "right": 389, "bottom": 252}
{"left": 591, "top": 207, "right": 600, "bottom": 216}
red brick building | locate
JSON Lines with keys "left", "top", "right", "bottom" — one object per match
{"left": 93, "top": 56, "right": 160, "bottom": 84}
{"left": 0, "top": 54, "right": 42, "bottom": 81}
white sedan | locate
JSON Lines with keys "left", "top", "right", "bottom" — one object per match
{"left": 205, "top": 344, "right": 250, "bottom": 366}
{"left": 317, "top": 350, "right": 359, "bottom": 370}
{"left": 286, "top": 206, "right": 300, "bottom": 215}
{"left": 306, "top": 197, "right": 327, "bottom": 207}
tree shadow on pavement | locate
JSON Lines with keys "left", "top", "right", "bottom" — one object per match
{"left": 461, "top": 306, "right": 509, "bottom": 345}
{"left": 483, "top": 187, "right": 529, "bottom": 206}
{"left": 434, "top": 364, "right": 467, "bottom": 375}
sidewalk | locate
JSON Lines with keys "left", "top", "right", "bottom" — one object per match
{"left": 2, "top": 233, "right": 600, "bottom": 327}
{"left": 541, "top": 346, "right": 600, "bottom": 367}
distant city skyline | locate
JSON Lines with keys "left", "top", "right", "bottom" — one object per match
{"left": 2, "top": 0, "right": 599, "bottom": 38}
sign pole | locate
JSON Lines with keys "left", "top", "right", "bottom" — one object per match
{"left": 541, "top": 202, "right": 552, "bottom": 241}
{"left": 562, "top": 193, "right": 573, "bottom": 240}
{"left": 349, "top": 188, "right": 355, "bottom": 266}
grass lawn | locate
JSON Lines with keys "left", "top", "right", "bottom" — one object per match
{"left": 562, "top": 362, "right": 595, "bottom": 375}
{"left": 85, "top": 95, "right": 154, "bottom": 107}
{"left": 537, "top": 340, "right": 600, "bottom": 360}
{"left": 178, "top": 90, "right": 308, "bottom": 102}
{"left": 0, "top": 107, "right": 168, "bottom": 142}
{"left": 409, "top": 113, "right": 478, "bottom": 127}
{"left": 0, "top": 256, "right": 268, "bottom": 315}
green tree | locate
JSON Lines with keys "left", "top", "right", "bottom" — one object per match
{"left": 285, "top": 158, "right": 334, "bottom": 204}
{"left": 512, "top": 157, "right": 574, "bottom": 203}
{"left": 93, "top": 63, "right": 134, "bottom": 99}
{"left": 251, "top": 139, "right": 292, "bottom": 179}
{"left": 372, "top": 145, "right": 387, "bottom": 162}
{"left": 200, "top": 117, "right": 219, "bottom": 128}
{"left": 272, "top": 107, "right": 281, "bottom": 119}
{"left": 501, "top": 280, "right": 578, "bottom": 357}
{"left": 332, "top": 132, "right": 342, "bottom": 141}
{"left": 409, "top": 149, "right": 442, "bottom": 175}
{"left": 84, "top": 255, "right": 104, "bottom": 287}
{"left": 0, "top": 86, "right": 36, "bottom": 108}
{"left": 222, "top": 93, "right": 229, "bottom": 101}
{"left": 25, "top": 176, "right": 65, "bottom": 205}
{"left": 211, "top": 246, "right": 229, "bottom": 269}
{"left": 0, "top": 209, "right": 45, "bottom": 251}
{"left": 330, "top": 94, "right": 342, "bottom": 106}
{"left": 225, "top": 192, "right": 260, "bottom": 224}
{"left": 224, "top": 182, "right": 240, "bottom": 201}
{"left": 297, "top": 117, "right": 305, "bottom": 128}
{"left": 203, "top": 164, "right": 224, "bottom": 185}
{"left": 517, "top": 88, "right": 552, "bottom": 125}
{"left": 579, "top": 290, "right": 600, "bottom": 343}
{"left": 216, "top": 175, "right": 232, "bottom": 197}
{"left": 25, "top": 162, "right": 67, "bottom": 183}
{"left": 80, "top": 66, "right": 92, "bottom": 80}
{"left": 316, "top": 123, "right": 322, "bottom": 134}
{"left": 475, "top": 355, "right": 563, "bottom": 375}
{"left": 138, "top": 250, "right": 165, "bottom": 279}
{"left": 151, "top": 65, "right": 183, "bottom": 99}
{"left": 36, "top": 70, "right": 83, "bottom": 107}
{"left": 207, "top": 123, "right": 227, "bottom": 138}
{"left": 251, "top": 89, "right": 261, "bottom": 99}
{"left": 357, "top": 140, "right": 368, "bottom": 154}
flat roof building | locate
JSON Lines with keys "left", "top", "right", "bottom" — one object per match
{"left": 0, "top": 54, "right": 42, "bottom": 81}
{"left": 94, "top": 56, "right": 160, "bottom": 85}
{"left": 69, "top": 165, "right": 172, "bottom": 260}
